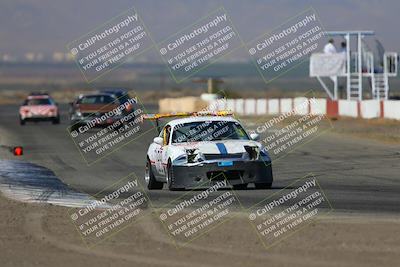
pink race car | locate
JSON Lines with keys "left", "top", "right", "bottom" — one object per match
{"left": 19, "top": 93, "right": 60, "bottom": 125}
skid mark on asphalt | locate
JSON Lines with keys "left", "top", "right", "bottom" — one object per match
{"left": 0, "top": 160, "right": 108, "bottom": 208}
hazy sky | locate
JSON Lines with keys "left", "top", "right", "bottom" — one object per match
{"left": 0, "top": 0, "right": 398, "bottom": 58}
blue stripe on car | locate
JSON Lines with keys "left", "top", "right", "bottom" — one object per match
{"left": 216, "top": 143, "right": 228, "bottom": 154}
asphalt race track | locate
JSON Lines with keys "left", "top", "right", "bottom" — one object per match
{"left": 1, "top": 104, "right": 399, "bottom": 214}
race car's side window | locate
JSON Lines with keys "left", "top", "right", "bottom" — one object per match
{"left": 163, "top": 125, "right": 171, "bottom": 146}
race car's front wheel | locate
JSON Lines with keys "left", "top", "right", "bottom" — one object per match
{"left": 145, "top": 159, "right": 163, "bottom": 190}
{"left": 52, "top": 116, "right": 60, "bottom": 124}
{"left": 233, "top": 183, "right": 248, "bottom": 190}
{"left": 19, "top": 117, "right": 25, "bottom": 125}
{"left": 167, "top": 160, "right": 183, "bottom": 191}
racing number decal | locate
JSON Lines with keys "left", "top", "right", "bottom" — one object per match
{"left": 155, "top": 147, "right": 165, "bottom": 175}
{"left": 161, "top": 148, "right": 169, "bottom": 175}
{"left": 156, "top": 125, "right": 171, "bottom": 176}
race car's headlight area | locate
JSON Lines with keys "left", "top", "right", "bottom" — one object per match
{"left": 194, "top": 152, "right": 205, "bottom": 162}
{"left": 173, "top": 154, "right": 188, "bottom": 165}
{"left": 186, "top": 149, "right": 205, "bottom": 163}
{"left": 244, "top": 145, "right": 260, "bottom": 160}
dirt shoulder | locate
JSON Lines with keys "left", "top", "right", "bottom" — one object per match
{"left": 329, "top": 117, "right": 400, "bottom": 144}
{"left": 1, "top": 193, "right": 399, "bottom": 267}
{"left": 244, "top": 115, "right": 400, "bottom": 144}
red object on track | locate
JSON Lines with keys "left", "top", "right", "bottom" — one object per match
{"left": 13, "top": 146, "right": 23, "bottom": 156}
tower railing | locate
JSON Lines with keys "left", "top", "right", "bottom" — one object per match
{"left": 310, "top": 31, "right": 398, "bottom": 101}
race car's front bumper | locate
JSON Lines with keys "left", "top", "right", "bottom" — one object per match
{"left": 171, "top": 160, "right": 273, "bottom": 189}
{"left": 21, "top": 114, "right": 58, "bottom": 121}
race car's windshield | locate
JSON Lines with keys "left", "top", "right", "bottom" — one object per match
{"left": 172, "top": 121, "right": 249, "bottom": 143}
{"left": 102, "top": 91, "right": 131, "bottom": 104}
{"left": 77, "top": 95, "right": 116, "bottom": 104}
{"left": 24, "top": 98, "right": 52, "bottom": 105}
{"left": 118, "top": 94, "right": 131, "bottom": 104}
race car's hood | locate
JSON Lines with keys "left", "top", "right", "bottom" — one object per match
{"left": 20, "top": 105, "right": 57, "bottom": 116}
{"left": 76, "top": 103, "right": 118, "bottom": 113}
{"left": 173, "top": 140, "right": 260, "bottom": 154}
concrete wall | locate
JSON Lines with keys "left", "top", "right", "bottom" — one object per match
{"left": 310, "top": 98, "right": 327, "bottom": 115}
{"left": 244, "top": 99, "right": 256, "bottom": 115}
{"left": 226, "top": 99, "right": 235, "bottom": 113}
{"left": 268, "top": 99, "right": 279, "bottom": 114}
{"left": 293, "top": 97, "right": 309, "bottom": 115}
{"left": 280, "top": 98, "right": 293, "bottom": 114}
{"left": 360, "top": 100, "right": 380, "bottom": 119}
{"left": 160, "top": 97, "right": 400, "bottom": 120}
{"left": 384, "top": 101, "right": 400, "bottom": 120}
{"left": 338, "top": 100, "right": 358, "bottom": 118}
{"left": 159, "top": 97, "right": 207, "bottom": 113}
{"left": 256, "top": 99, "right": 267, "bottom": 115}
{"left": 235, "top": 99, "right": 244, "bottom": 115}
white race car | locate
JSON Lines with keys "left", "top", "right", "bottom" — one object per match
{"left": 144, "top": 112, "right": 273, "bottom": 190}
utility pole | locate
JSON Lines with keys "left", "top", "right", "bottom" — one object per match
{"left": 193, "top": 77, "right": 224, "bottom": 94}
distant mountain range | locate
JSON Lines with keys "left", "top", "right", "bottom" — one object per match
{"left": 0, "top": 0, "right": 399, "bottom": 58}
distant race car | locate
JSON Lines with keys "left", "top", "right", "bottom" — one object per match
{"left": 69, "top": 93, "right": 122, "bottom": 129}
{"left": 99, "top": 88, "right": 135, "bottom": 114}
{"left": 99, "top": 88, "right": 129, "bottom": 99}
{"left": 144, "top": 112, "right": 273, "bottom": 190}
{"left": 19, "top": 93, "right": 60, "bottom": 125}
{"left": 70, "top": 92, "right": 136, "bottom": 130}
